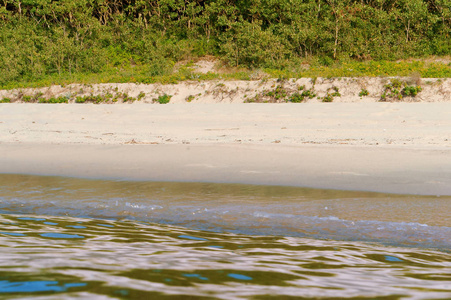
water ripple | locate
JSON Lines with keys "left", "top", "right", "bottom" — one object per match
{"left": 0, "top": 214, "right": 450, "bottom": 299}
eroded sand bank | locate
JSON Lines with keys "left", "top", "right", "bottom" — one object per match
{"left": 1, "top": 78, "right": 451, "bottom": 104}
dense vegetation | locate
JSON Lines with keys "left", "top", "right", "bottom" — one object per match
{"left": 1, "top": 0, "right": 450, "bottom": 87}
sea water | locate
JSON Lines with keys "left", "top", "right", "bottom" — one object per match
{"left": 0, "top": 174, "right": 450, "bottom": 299}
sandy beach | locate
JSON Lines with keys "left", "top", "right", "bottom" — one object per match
{"left": 1, "top": 98, "right": 450, "bottom": 195}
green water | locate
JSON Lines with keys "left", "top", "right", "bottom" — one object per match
{"left": 0, "top": 174, "right": 450, "bottom": 299}
{"left": 1, "top": 214, "right": 451, "bottom": 299}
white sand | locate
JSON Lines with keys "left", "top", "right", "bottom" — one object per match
{"left": 0, "top": 102, "right": 449, "bottom": 147}
{"left": 1, "top": 101, "right": 450, "bottom": 195}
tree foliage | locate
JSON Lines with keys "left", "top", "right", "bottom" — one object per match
{"left": 1, "top": 0, "right": 450, "bottom": 84}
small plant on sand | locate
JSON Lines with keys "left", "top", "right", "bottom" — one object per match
{"left": 22, "top": 95, "right": 32, "bottom": 102}
{"left": 137, "top": 92, "right": 146, "bottom": 100}
{"left": 243, "top": 96, "right": 256, "bottom": 103}
{"left": 95, "top": 95, "right": 106, "bottom": 104}
{"left": 401, "top": 85, "right": 422, "bottom": 97}
{"left": 381, "top": 79, "right": 403, "bottom": 101}
{"left": 381, "top": 79, "right": 422, "bottom": 101}
{"left": 0, "top": 97, "right": 11, "bottom": 103}
{"left": 186, "top": 95, "right": 195, "bottom": 102}
{"left": 303, "top": 89, "right": 316, "bottom": 98}
{"left": 288, "top": 93, "right": 304, "bottom": 103}
{"left": 359, "top": 89, "right": 369, "bottom": 97}
{"left": 75, "top": 95, "right": 105, "bottom": 104}
{"left": 122, "top": 93, "right": 136, "bottom": 102}
{"left": 288, "top": 89, "right": 316, "bottom": 103}
{"left": 248, "top": 83, "right": 317, "bottom": 103}
{"left": 112, "top": 93, "right": 121, "bottom": 102}
{"left": 331, "top": 86, "right": 341, "bottom": 97}
{"left": 263, "top": 85, "right": 288, "bottom": 102}
{"left": 38, "top": 96, "right": 68, "bottom": 103}
{"left": 321, "top": 86, "right": 340, "bottom": 102}
{"left": 18, "top": 92, "right": 44, "bottom": 103}
{"left": 31, "top": 92, "right": 45, "bottom": 103}
{"left": 75, "top": 96, "right": 86, "bottom": 103}
{"left": 154, "top": 94, "right": 172, "bottom": 104}
{"left": 321, "top": 94, "right": 334, "bottom": 102}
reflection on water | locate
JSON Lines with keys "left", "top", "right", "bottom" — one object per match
{"left": 1, "top": 213, "right": 451, "bottom": 299}
{"left": 0, "top": 174, "right": 450, "bottom": 298}
{"left": 1, "top": 174, "right": 450, "bottom": 249}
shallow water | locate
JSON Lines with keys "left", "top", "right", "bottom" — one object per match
{"left": 0, "top": 174, "right": 450, "bottom": 299}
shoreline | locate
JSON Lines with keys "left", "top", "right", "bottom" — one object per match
{"left": 1, "top": 102, "right": 450, "bottom": 195}
{"left": 1, "top": 143, "right": 450, "bottom": 196}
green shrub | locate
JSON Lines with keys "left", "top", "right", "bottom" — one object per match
{"left": 331, "top": 86, "right": 341, "bottom": 97}
{"left": 301, "top": 89, "right": 316, "bottom": 99}
{"left": 122, "top": 93, "right": 136, "bottom": 102}
{"left": 389, "top": 78, "right": 403, "bottom": 89}
{"left": 321, "top": 94, "right": 334, "bottom": 102}
{"left": 381, "top": 79, "right": 423, "bottom": 101}
{"left": 402, "top": 86, "right": 422, "bottom": 97}
{"left": 1, "top": 0, "right": 451, "bottom": 90}
{"left": 58, "top": 96, "right": 69, "bottom": 103}
{"left": 22, "top": 95, "right": 32, "bottom": 102}
{"left": 0, "top": 97, "right": 11, "bottom": 103}
{"left": 137, "top": 92, "right": 145, "bottom": 100}
{"left": 320, "top": 87, "right": 339, "bottom": 102}
{"left": 289, "top": 88, "right": 316, "bottom": 103}
{"left": 359, "top": 89, "right": 369, "bottom": 97}
{"left": 265, "top": 85, "right": 288, "bottom": 101}
{"left": 288, "top": 93, "right": 304, "bottom": 103}
{"left": 75, "top": 95, "right": 105, "bottom": 104}
{"left": 123, "top": 96, "right": 136, "bottom": 102}
{"left": 38, "top": 96, "right": 68, "bottom": 103}
{"left": 318, "top": 56, "right": 334, "bottom": 67}
{"left": 34, "top": 92, "right": 44, "bottom": 100}
{"left": 154, "top": 94, "right": 172, "bottom": 104}
{"left": 381, "top": 81, "right": 402, "bottom": 101}
{"left": 75, "top": 96, "right": 86, "bottom": 103}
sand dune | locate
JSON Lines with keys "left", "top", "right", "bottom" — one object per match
{"left": 1, "top": 77, "right": 451, "bottom": 104}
